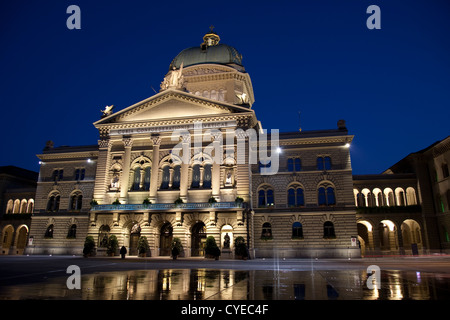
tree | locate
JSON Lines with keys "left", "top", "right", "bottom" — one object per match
{"left": 234, "top": 236, "right": 248, "bottom": 260}
{"left": 205, "top": 236, "right": 220, "bottom": 259}
{"left": 171, "top": 237, "right": 183, "bottom": 259}
{"left": 137, "top": 236, "right": 149, "bottom": 256}
{"left": 107, "top": 235, "right": 118, "bottom": 256}
{"left": 83, "top": 236, "right": 95, "bottom": 257}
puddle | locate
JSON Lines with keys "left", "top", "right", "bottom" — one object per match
{"left": 1, "top": 268, "right": 449, "bottom": 300}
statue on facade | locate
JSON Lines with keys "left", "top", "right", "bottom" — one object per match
{"left": 110, "top": 172, "right": 120, "bottom": 189}
{"left": 236, "top": 92, "right": 249, "bottom": 104}
{"left": 223, "top": 233, "right": 230, "bottom": 249}
{"left": 101, "top": 105, "right": 114, "bottom": 117}
{"left": 225, "top": 170, "right": 233, "bottom": 185}
{"left": 160, "top": 62, "right": 184, "bottom": 91}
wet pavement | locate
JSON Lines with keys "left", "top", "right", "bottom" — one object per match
{"left": 1, "top": 255, "right": 450, "bottom": 300}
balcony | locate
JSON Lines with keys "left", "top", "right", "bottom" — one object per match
{"left": 91, "top": 201, "right": 242, "bottom": 212}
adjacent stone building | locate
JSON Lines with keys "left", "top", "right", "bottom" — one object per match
{"left": 0, "top": 166, "right": 37, "bottom": 255}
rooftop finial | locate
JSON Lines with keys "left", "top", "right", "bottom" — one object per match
{"left": 203, "top": 26, "right": 220, "bottom": 47}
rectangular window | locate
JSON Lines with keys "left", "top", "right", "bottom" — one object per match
{"left": 294, "top": 158, "right": 301, "bottom": 171}
{"left": 287, "top": 158, "right": 294, "bottom": 172}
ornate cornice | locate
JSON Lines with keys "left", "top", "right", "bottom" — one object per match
{"left": 96, "top": 113, "right": 256, "bottom": 132}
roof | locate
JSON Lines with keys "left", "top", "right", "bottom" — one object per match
{"left": 0, "top": 166, "right": 38, "bottom": 182}
{"left": 169, "top": 43, "right": 244, "bottom": 70}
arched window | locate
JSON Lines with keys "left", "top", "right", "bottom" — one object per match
{"left": 326, "top": 187, "right": 336, "bottom": 205}
{"left": 20, "top": 200, "right": 27, "bottom": 213}
{"left": 267, "top": 189, "right": 274, "bottom": 206}
{"left": 323, "top": 221, "right": 336, "bottom": 239}
{"left": 191, "top": 164, "right": 200, "bottom": 188}
{"left": 406, "top": 187, "right": 417, "bottom": 206}
{"left": 261, "top": 222, "right": 272, "bottom": 239}
{"left": 288, "top": 188, "right": 295, "bottom": 206}
{"left": 292, "top": 222, "right": 303, "bottom": 239}
{"left": 317, "top": 157, "right": 332, "bottom": 170}
{"left": 218, "top": 89, "right": 226, "bottom": 101}
{"left": 258, "top": 189, "right": 266, "bottom": 207}
{"left": 318, "top": 186, "right": 336, "bottom": 206}
{"left": 203, "top": 164, "right": 212, "bottom": 188}
{"left": 98, "top": 225, "right": 110, "bottom": 247}
{"left": 47, "top": 193, "right": 60, "bottom": 212}
{"left": 67, "top": 224, "right": 77, "bottom": 238}
{"left": 318, "top": 187, "right": 326, "bottom": 205}
{"left": 288, "top": 187, "right": 305, "bottom": 207}
{"left": 160, "top": 166, "right": 170, "bottom": 189}
{"left": 143, "top": 167, "right": 151, "bottom": 191}
{"left": 75, "top": 168, "right": 85, "bottom": 181}
{"left": 12, "top": 199, "right": 20, "bottom": 213}
{"left": 6, "top": 200, "right": 13, "bottom": 214}
{"left": 45, "top": 224, "right": 54, "bottom": 238}
{"left": 27, "top": 199, "right": 34, "bottom": 213}
{"left": 172, "top": 165, "right": 181, "bottom": 189}
{"left": 70, "top": 192, "right": 83, "bottom": 211}
{"left": 132, "top": 168, "right": 141, "bottom": 190}
{"left": 258, "top": 188, "right": 275, "bottom": 207}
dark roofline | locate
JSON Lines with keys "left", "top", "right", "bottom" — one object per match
{"left": 0, "top": 166, "right": 39, "bottom": 181}
{"left": 384, "top": 135, "right": 450, "bottom": 173}
{"left": 278, "top": 128, "right": 349, "bottom": 139}
{"left": 353, "top": 173, "right": 416, "bottom": 181}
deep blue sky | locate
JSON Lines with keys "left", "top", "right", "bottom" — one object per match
{"left": 1, "top": 0, "right": 449, "bottom": 175}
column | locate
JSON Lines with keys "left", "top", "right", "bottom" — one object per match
{"left": 179, "top": 133, "right": 191, "bottom": 202}
{"left": 211, "top": 132, "right": 222, "bottom": 200}
{"left": 168, "top": 167, "right": 174, "bottom": 189}
{"left": 149, "top": 135, "right": 161, "bottom": 202}
{"left": 199, "top": 166, "right": 204, "bottom": 188}
{"left": 120, "top": 137, "right": 133, "bottom": 200}
{"left": 235, "top": 131, "right": 250, "bottom": 201}
{"left": 93, "top": 138, "right": 112, "bottom": 203}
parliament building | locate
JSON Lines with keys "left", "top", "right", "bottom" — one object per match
{"left": 1, "top": 30, "right": 448, "bottom": 258}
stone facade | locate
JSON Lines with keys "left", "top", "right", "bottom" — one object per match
{"left": 10, "top": 31, "right": 447, "bottom": 258}
{"left": 0, "top": 166, "right": 37, "bottom": 255}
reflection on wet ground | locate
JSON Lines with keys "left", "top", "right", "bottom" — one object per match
{"left": 1, "top": 268, "right": 450, "bottom": 300}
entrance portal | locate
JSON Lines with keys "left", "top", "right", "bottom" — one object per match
{"left": 160, "top": 223, "right": 173, "bottom": 256}
{"left": 191, "top": 222, "right": 206, "bottom": 257}
{"left": 129, "top": 223, "right": 141, "bottom": 256}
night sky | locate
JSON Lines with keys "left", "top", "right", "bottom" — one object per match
{"left": 1, "top": 0, "right": 449, "bottom": 175}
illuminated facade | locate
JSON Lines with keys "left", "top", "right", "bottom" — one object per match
{"left": 11, "top": 29, "right": 445, "bottom": 258}
{"left": 18, "top": 30, "right": 360, "bottom": 258}
{"left": 0, "top": 166, "right": 37, "bottom": 255}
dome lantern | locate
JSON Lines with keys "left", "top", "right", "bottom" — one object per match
{"left": 202, "top": 25, "right": 220, "bottom": 48}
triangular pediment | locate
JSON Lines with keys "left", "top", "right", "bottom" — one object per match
{"left": 94, "top": 89, "right": 252, "bottom": 126}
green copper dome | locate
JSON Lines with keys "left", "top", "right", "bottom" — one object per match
{"left": 169, "top": 30, "right": 244, "bottom": 71}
